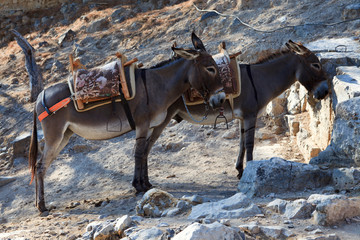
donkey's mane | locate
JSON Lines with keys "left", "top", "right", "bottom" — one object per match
{"left": 150, "top": 55, "right": 181, "bottom": 69}
{"left": 253, "top": 47, "right": 291, "bottom": 64}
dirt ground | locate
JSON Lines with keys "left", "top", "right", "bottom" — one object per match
{"left": 1, "top": 0, "right": 360, "bottom": 239}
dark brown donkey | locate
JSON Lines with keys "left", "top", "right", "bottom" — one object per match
{"left": 170, "top": 40, "right": 328, "bottom": 179}
{"left": 29, "top": 33, "right": 222, "bottom": 213}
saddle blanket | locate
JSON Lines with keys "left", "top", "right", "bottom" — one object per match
{"left": 68, "top": 56, "right": 138, "bottom": 112}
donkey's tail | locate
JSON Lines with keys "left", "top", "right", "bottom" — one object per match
{"left": 29, "top": 107, "right": 38, "bottom": 185}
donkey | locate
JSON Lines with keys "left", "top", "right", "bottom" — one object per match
{"left": 29, "top": 33, "right": 222, "bottom": 213}
{"left": 169, "top": 40, "right": 328, "bottom": 179}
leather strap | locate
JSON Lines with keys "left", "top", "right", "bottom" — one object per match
{"left": 119, "top": 80, "right": 136, "bottom": 130}
{"left": 38, "top": 97, "right": 71, "bottom": 122}
{"left": 246, "top": 64, "right": 258, "bottom": 105}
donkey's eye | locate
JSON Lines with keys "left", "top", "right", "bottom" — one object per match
{"left": 311, "top": 63, "right": 321, "bottom": 70}
{"left": 206, "top": 66, "right": 216, "bottom": 74}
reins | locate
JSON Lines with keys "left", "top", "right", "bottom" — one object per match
{"left": 181, "top": 94, "right": 209, "bottom": 123}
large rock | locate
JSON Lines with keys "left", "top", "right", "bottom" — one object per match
{"left": 238, "top": 158, "right": 332, "bottom": 197}
{"left": 308, "top": 194, "right": 360, "bottom": 226}
{"left": 188, "top": 193, "right": 262, "bottom": 220}
{"left": 311, "top": 97, "right": 360, "bottom": 167}
{"left": 173, "top": 222, "right": 243, "bottom": 240}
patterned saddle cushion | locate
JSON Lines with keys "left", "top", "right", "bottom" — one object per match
{"left": 74, "top": 60, "right": 121, "bottom": 103}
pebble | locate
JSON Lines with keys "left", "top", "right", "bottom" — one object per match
{"left": 157, "top": 222, "right": 170, "bottom": 227}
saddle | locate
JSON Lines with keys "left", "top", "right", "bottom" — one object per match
{"left": 184, "top": 44, "right": 242, "bottom": 106}
{"left": 68, "top": 53, "right": 139, "bottom": 112}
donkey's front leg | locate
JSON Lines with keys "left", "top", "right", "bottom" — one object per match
{"left": 132, "top": 136, "right": 151, "bottom": 192}
{"left": 238, "top": 116, "right": 257, "bottom": 178}
{"left": 235, "top": 119, "right": 245, "bottom": 179}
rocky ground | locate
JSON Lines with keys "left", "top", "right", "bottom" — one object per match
{"left": 0, "top": 0, "right": 360, "bottom": 239}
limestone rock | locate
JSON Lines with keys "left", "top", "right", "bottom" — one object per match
{"left": 239, "top": 224, "right": 293, "bottom": 240}
{"left": 12, "top": 133, "right": 31, "bottom": 159}
{"left": 114, "top": 215, "right": 132, "bottom": 236}
{"left": 332, "top": 66, "right": 360, "bottom": 109}
{"left": 0, "top": 176, "right": 16, "bottom": 187}
{"left": 308, "top": 194, "right": 360, "bottom": 226}
{"left": 136, "top": 188, "right": 177, "bottom": 217}
{"left": 311, "top": 97, "right": 360, "bottom": 168}
{"left": 188, "top": 192, "right": 262, "bottom": 220}
{"left": 267, "top": 199, "right": 288, "bottom": 214}
{"left": 127, "top": 227, "right": 163, "bottom": 240}
{"left": 284, "top": 199, "right": 315, "bottom": 219}
{"left": 173, "top": 222, "right": 243, "bottom": 240}
{"left": 238, "top": 158, "right": 332, "bottom": 197}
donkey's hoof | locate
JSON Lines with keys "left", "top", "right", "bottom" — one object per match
{"left": 39, "top": 210, "right": 50, "bottom": 217}
{"left": 237, "top": 171, "right": 243, "bottom": 180}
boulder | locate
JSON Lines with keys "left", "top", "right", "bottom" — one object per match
{"left": 173, "top": 222, "right": 243, "bottom": 240}
{"left": 188, "top": 192, "right": 261, "bottom": 220}
{"left": 238, "top": 158, "right": 332, "bottom": 197}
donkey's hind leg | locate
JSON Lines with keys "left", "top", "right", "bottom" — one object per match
{"left": 141, "top": 110, "right": 177, "bottom": 189}
{"left": 36, "top": 129, "right": 73, "bottom": 212}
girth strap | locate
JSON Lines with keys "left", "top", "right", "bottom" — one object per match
{"left": 119, "top": 80, "right": 136, "bottom": 130}
{"left": 246, "top": 65, "right": 258, "bottom": 105}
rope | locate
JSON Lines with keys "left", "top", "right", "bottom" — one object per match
{"left": 193, "top": 3, "right": 360, "bottom": 33}
{"left": 181, "top": 95, "right": 208, "bottom": 123}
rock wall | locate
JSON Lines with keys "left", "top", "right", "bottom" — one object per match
{"left": 274, "top": 37, "right": 360, "bottom": 162}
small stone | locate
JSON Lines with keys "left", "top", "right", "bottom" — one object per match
{"left": 157, "top": 222, "right": 169, "bottom": 227}
{"left": 305, "top": 225, "right": 317, "bottom": 232}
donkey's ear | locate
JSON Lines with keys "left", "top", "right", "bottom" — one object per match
{"left": 191, "top": 32, "right": 206, "bottom": 52}
{"left": 286, "top": 40, "right": 308, "bottom": 55}
{"left": 172, "top": 47, "right": 200, "bottom": 60}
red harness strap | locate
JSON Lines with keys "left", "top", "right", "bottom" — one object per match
{"left": 38, "top": 97, "right": 71, "bottom": 122}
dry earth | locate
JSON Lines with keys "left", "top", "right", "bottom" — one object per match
{"left": 0, "top": 0, "right": 360, "bottom": 239}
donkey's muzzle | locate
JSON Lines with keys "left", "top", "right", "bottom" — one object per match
{"left": 209, "top": 92, "right": 226, "bottom": 109}
{"left": 313, "top": 81, "right": 329, "bottom": 100}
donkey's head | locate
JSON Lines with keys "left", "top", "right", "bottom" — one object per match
{"left": 172, "top": 33, "right": 222, "bottom": 103}
{"left": 286, "top": 40, "right": 328, "bottom": 100}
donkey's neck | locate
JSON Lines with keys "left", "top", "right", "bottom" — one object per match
{"left": 251, "top": 53, "right": 298, "bottom": 107}
{"left": 145, "top": 58, "right": 191, "bottom": 108}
